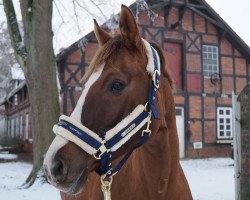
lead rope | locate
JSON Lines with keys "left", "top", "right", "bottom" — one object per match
{"left": 101, "top": 175, "right": 113, "bottom": 200}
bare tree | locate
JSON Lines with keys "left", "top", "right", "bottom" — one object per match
{"left": 1, "top": 0, "right": 149, "bottom": 188}
{"left": 2, "top": 0, "right": 60, "bottom": 186}
{"left": 0, "top": 22, "right": 17, "bottom": 100}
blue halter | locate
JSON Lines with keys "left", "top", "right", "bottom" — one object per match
{"left": 54, "top": 45, "right": 160, "bottom": 179}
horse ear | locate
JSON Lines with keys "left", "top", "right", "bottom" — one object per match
{"left": 94, "top": 19, "right": 111, "bottom": 46}
{"left": 119, "top": 5, "right": 141, "bottom": 48}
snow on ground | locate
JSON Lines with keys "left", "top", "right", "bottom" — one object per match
{"left": 0, "top": 158, "right": 234, "bottom": 200}
{"left": 181, "top": 158, "right": 234, "bottom": 200}
{"left": 0, "top": 153, "right": 17, "bottom": 160}
{"left": 0, "top": 162, "right": 60, "bottom": 200}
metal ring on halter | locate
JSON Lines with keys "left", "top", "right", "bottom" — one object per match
{"left": 144, "top": 102, "right": 150, "bottom": 112}
{"left": 142, "top": 129, "right": 151, "bottom": 136}
{"left": 153, "top": 70, "right": 160, "bottom": 89}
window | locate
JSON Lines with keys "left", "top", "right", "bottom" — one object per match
{"left": 217, "top": 107, "right": 233, "bottom": 139}
{"left": 14, "top": 94, "right": 18, "bottom": 105}
{"left": 15, "top": 116, "right": 19, "bottom": 137}
{"left": 202, "top": 45, "right": 219, "bottom": 78}
{"left": 20, "top": 115, "right": 23, "bottom": 139}
{"left": 11, "top": 118, "right": 15, "bottom": 138}
{"left": 8, "top": 119, "right": 11, "bottom": 137}
{"left": 25, "top": 113, "right": 29, "bottom": 139}
{"left": 176, "top": 108, "right": 182, "bottom": 116}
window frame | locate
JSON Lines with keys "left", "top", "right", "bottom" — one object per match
{"left": 217, "top": 107, "right": 233, "bottom": 139}
{"left": 8, "top": 119, "right": 11, "bottom": 137}
{"left": 15, "top": 116, "right": 19, "bottom": 138}
{"left": 20, "top": 114, "right": 23, "bottom": 139}
{"left": 11, "top": 118, "right": 15, "bottom": 138}
{"left": 202, "top": 45, "right": 219, "bottom": 78}
{"left": 25, "top": 113, "right": 29, "bottom": 140}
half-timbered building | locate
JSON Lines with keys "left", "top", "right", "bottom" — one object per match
{"left": 2, "top": 0, "right": 250, "bottom": 157}
{"left": 56, "top": 0, "right": 250, "bottom": 158}
{"left": 1, "top": 81, "right": 32, "bottom": 152}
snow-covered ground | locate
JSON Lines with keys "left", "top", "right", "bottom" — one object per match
{"left": 0, "top": 162, "right": 60, "bottom": 200}
{"left": 0, "top": 158, "right": 234, "bottom": 200}
{"left": 0, "top": 153, "right": 18, "bottom": 160}
{"left": 181, "top": 158, "right": 234, "bottom": 200}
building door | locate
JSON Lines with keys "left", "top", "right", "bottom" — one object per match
{"left": 176, "top": 107, "right": 185, "bottom": 158}
{"left": 164, "top": 42, "right": 183, "bottom": 90}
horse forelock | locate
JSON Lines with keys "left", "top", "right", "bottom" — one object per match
{"left": 81, "top": 35, "right": 147, "bottom": 84}
{"left": 81, "top": 36, "right": 173, "bottom": 93}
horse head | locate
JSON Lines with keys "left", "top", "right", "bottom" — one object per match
{"left": 43, "top": 5, "right": 173, "bottom": 195}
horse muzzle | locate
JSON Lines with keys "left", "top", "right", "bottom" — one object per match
{"left": 43, "top": 136, "right": 90, "bottom": 194}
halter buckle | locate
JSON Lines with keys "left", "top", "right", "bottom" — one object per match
{"left": 153, "top": 70, "right": 160, "bottom": 89}
{"left": 94, "top": 142, "right": 109, "bottom": 160}
{"left": 142, "top": 129, "right": 151, "bottom": 136}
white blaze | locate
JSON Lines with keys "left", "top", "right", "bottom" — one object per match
{"left": 44, "top": 64, "right": 105, "bottom": 173}
{"left": 43, "top": 135, "right": 68, "bottom": 175}
{"left": 70, "top": 64, "right": 105, "bottom": 122}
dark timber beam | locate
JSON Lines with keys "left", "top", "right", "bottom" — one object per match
{"left": 187, "top": 6, "right": 225, "bottom": 30}
{"left": 149, "top": 1, "right": 206, "bottom": 10}
{"left": 171, "top": 4, "right": 186, "bottom": 29}
{"left": 164, "top": 1, "right": 172, "bottom": 26}
{"left": 149, "top": 1, "right": 170, "bottom": 10}
{"left": 218, "top": 29, "right": 227, "bottom": 42}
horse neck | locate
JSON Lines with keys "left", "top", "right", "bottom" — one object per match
{"left": 111, "top": 114, "right": 184, "bottom": 199}
{"left": 112, "top": 83, "right": 186, "bottom": 198}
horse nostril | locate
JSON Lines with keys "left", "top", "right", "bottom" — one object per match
{"left": 51, "top": 159, "right": 67, "bottom": 182}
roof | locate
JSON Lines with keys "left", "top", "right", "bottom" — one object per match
{"left": 56, "top": 0, "right": 250, "bottom": 62}
{"left": 200, "top": 0, "right": 250, "bottom": 61}
{"left": 0, "top": 81, "right": 26, "bottom": 106}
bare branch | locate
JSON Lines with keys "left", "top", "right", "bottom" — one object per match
{"left": 89, "top": 0, "right": 108, "bottom": 21}
{"left": 53, "top": 0, "right": 65, "bottom": 24}
{"left": 72, "top": 0, "right": 81, "bottom": 33}
{"left": 2, "top": 0, "right": 26, "bottom": 66}
{"left": 73, "top": 0, "right": 97, "bottom": 19}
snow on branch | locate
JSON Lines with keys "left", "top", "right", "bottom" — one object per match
{"left": 136, "top": 0, "right": 159, "bottom": 22}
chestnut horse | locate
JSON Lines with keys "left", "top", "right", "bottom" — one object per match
{"left": 44, "top": 5, "right": 192, "bottom": 200}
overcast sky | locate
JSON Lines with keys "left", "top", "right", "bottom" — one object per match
{"left": 0, "top": 0, "right": 249, "bottom": 53}
{"left": 206, "top": 0, "right": 250, "bottom": 47}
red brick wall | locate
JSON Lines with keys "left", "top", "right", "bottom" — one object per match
{"left": 189, "top": 121, "right": 202, "bottom": 142}
{"left": 187, "top": 145, "right": 231, "bottom": 158}
{"left": 182, "top": 9, "right": 193, "bottom": 31}
{"left": 194, "top": 14, "right": 205, "bottom": 33}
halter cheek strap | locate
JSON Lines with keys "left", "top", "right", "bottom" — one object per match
{"left": 52, "top": 39, "right": 160, "bottom": 178}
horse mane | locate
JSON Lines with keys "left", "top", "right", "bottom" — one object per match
{"left": 82, "top": 36, "right": 174, "bottom": 91}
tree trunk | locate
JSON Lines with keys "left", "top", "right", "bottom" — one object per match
{"left": 3, "top": 0, "right": 60, "bottom": 186}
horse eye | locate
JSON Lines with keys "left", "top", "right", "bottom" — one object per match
{"left": 110, "top": 80, "right": 125, "bottom": 92}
